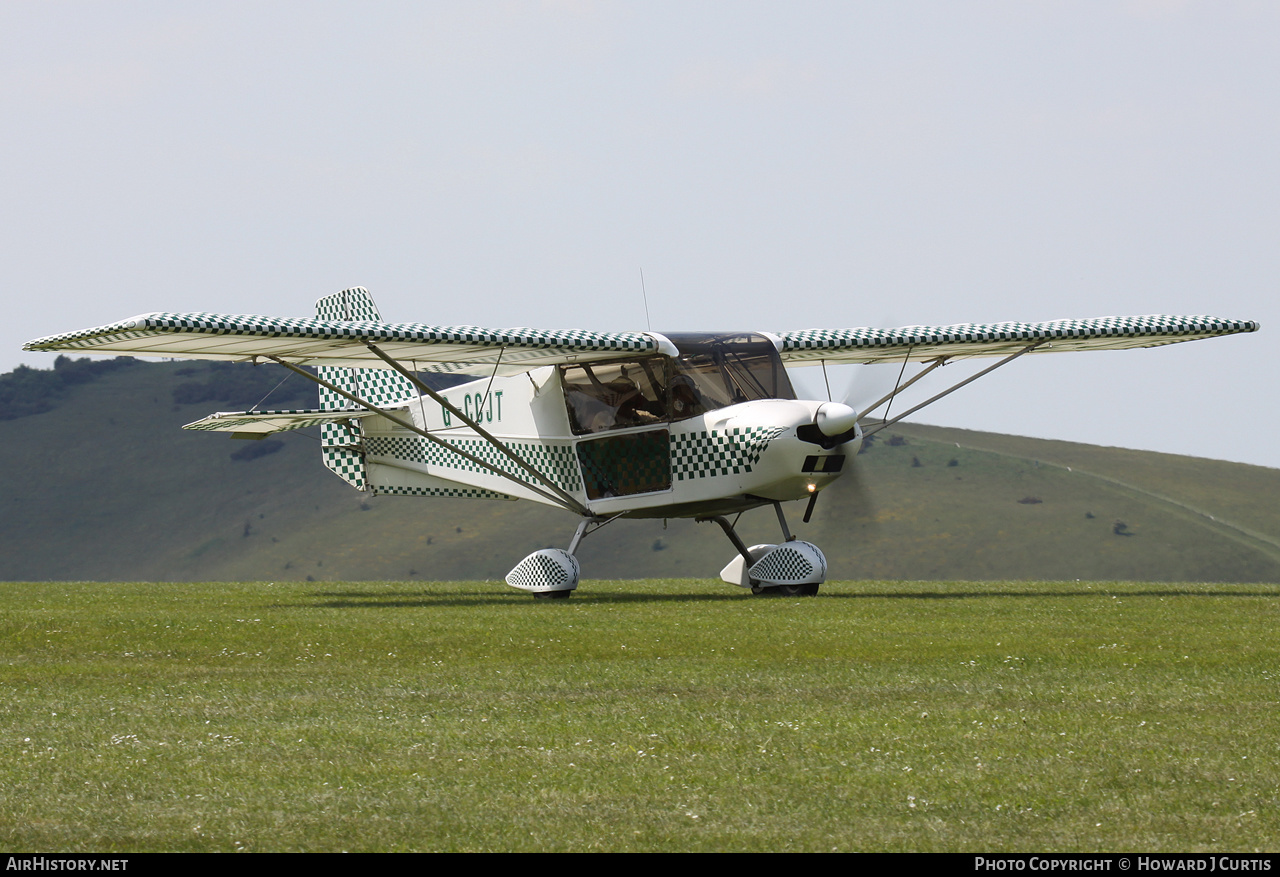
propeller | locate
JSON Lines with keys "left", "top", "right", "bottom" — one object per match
{"left": 798, "top": 365, "right": 892, "bottom": 526}
{"left": 799, "top": 315, "right": 914, "bottom": 529}
{"left": 802, "top": 431, "right": 877, "bottom": 526}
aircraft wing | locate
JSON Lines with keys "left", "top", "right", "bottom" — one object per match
{"left": 778, "top": 315, "right": 1258, "bottom": 365}
{"left": 24, "top": 312, "right": 665, "bottom": 377}
{"left": 182, "top": 408, "right": 374, "bottom": 436}
{"left": 26, "top": 311, "right": 1259, "bottom": 374}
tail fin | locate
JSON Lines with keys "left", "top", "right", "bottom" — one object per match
{"left": 315, "top": 287, "right": 417, "bottom": 490}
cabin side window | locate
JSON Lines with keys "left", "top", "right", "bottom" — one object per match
{"left": 561, "top": 360, "right": 669, "bottom": 435}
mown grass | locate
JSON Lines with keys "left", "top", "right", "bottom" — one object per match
{"left": 2, "top": 579, "right": 1278, "bottom": 852}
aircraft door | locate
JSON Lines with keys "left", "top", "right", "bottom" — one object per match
{"left": 575, "top": 429, "right": 671, "bottom": 501}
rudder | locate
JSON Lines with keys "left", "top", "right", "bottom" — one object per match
{"left": 315, "top": 287, "right": 417, "bottom": 490}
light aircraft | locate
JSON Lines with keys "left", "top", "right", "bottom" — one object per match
{"left": 25, "top": 288, "right": 1258, "bottom": 597}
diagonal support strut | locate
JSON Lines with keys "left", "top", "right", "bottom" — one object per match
{"left": 364, "top": 343, "right": 590, "bottom": 515}
{"left": 862, "top": 342, "right": 1044, "bottom": 439}
{"left": 858, "top": 355, "right": 948, "bottom": 420}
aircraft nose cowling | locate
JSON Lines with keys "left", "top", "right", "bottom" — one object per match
{"left": 815, "top": 402, "right": 859, "bottom": 437}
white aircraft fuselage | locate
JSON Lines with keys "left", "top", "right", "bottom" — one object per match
{"left": 350, "top": 334, "right": 858, "bottom": 520}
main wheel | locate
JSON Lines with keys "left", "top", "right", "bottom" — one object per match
{"left": 533, "top": 589, "right": 573, "bottom": 600}
{"left": 751, "top": 582, "right": 820, "bottom": 597}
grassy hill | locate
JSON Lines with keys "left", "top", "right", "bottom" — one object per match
{"left": 2, "top": 359, "right": 1277, "bottom": 584}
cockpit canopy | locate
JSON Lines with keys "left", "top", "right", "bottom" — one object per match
{"left": 561, "top": 333, "right": 796, "bottom": 435}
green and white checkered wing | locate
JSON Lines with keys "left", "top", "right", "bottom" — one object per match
{"left": 23, "top": 289, "right": 660, "bottom": 377}
{"left": 779, "top": 315, "right": 1258, "bottom": 365}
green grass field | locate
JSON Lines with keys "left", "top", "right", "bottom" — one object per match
{"left": 3, "top": 579, "right": 1278, "bottom": 852}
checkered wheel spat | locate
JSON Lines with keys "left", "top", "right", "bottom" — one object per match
{"left": 505, "top": 549, "right": 581, "bottom": 593}
{"left": 749, "top": 541, "right": 828, "bottom": 586}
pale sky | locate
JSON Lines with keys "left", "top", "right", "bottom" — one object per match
{"left": 4, "top": 1, "right": 1275, "bottom": 467}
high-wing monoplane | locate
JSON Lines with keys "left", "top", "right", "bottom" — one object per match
{"left": 25, "top": 288, "right": 1258, "bottom": 597}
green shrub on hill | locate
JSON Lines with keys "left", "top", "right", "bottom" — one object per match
{"left": 0, "top": 356, "right": 139, "bottom": 420}
{"left": 171, "top": 361, "right": 313, "bottom": 408}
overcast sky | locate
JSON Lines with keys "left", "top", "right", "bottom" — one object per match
{"left": 4, "top": 1, "right": 1275, "bottom": 467}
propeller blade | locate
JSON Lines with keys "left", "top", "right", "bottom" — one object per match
{"left": 841, "top": 362, "right": 904, "bottom": 416}
{"left": 801, "top": 440, "right": 877, "bottom": 529}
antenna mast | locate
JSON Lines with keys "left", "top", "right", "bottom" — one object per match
{"left": 639, "top": 268, "right": 652, "bottom": 332}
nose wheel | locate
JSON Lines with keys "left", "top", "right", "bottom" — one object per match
{"left": 703, "top": 503, "right": 827, "bottom": 596}
{"left": 533, "top": 588, "right": 574, "bottom": 600}
{"left": 752, "top": 582, "right": 820, "bottom": 597}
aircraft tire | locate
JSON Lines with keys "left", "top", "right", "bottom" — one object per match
{"left": 751, "top": 583, "right": 820, "bottom": 597}
{"left": 533, "top": 589, "right": 573, "bottom": 600}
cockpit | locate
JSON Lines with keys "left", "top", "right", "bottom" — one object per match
{"left": 560, "top": 333, "right": 796, "bottom": 435}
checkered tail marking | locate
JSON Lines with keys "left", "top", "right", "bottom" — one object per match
{"left": 317, "top": 288, "right": 417, "bottom": 490}
{"left": 364, "top": 435, "right": 582, "bottom": 495}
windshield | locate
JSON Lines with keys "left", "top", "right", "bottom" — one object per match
{"left": 665, "top": 333, "right": 795, "bottom": 419}
{"left": 561, "top": 333, "right": 794, "bottom": 434}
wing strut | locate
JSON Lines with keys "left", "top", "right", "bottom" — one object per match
{"left": 364, "top": 343, "right": 590, "bottom": 516}
{"left": 858, "top": 353, "right": 948, "bottom": 420}
{"left": 862, "top": 342, "right": 1044, "bottom": 439}
{"left": 266, "top": 357, "right": 590, "bottom": 516}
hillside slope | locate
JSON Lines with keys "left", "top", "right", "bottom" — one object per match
{"left": 1, "top": 360, "right": 1277, "bottom": 583}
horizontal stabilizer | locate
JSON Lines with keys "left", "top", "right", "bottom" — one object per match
{"left": 183, "top": 408, "right": 373, "bottom": 436}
